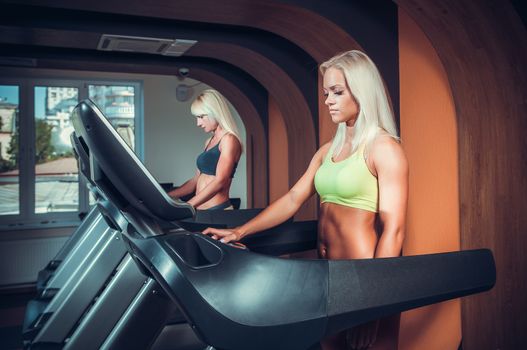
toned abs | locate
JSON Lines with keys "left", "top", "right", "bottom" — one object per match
{"left": 196, "top": 173, "right": 232, "bottom": 209}
{"left": 318, "top": 203, "right": 378, "bottom": 259}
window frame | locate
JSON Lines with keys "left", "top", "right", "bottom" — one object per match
{"left": 0, "top": 77, "right": 143, "bottom": 231}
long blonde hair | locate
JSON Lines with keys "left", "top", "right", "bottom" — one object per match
{"left": 320, "top": 50, "right": 399, "bottom": 157}
{"left": 191, "top": 89, "right": 242, "bottom": 147}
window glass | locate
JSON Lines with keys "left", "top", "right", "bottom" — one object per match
{"left": 0, "top": 79, "right": 140, "bottom": 227}
{"left": 89, "top": 85, "right": 136, "bottom": 150}
{"left": 0, "top": 86, "right": 19, "bottom": 215}
{"left": 34, "top": 86, "right": 79, "bottom": 213}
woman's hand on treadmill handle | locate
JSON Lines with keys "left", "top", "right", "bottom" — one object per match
{"left": 203, "top": 227, "right": 243, "bottom": 243}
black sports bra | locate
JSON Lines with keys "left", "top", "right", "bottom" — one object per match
{"left": 196, "top": 135, "right": 237, "bottom": 177}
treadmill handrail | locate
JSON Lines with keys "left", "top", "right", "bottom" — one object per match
{"left": 124, "top": 229, "right": 495, "bottom": 350}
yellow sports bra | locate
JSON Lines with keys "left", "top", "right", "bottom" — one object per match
{"left": 314, "top": 145, "right": 379, "bottom": 212}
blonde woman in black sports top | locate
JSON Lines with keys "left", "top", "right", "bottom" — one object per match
{"left": 168, "top": 90, "right": 242, "bottom": 210}
{"left": 204, "top": 51, "right": 409, "bottom": 350}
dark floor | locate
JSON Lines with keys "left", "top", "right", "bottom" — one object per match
{"left": 0, "top": 287, "right": 36, "bottom": 350}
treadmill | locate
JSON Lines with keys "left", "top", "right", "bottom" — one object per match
{"left": 70, "top": 98, "right": 496, "bottom": 350}
{"left": 65, "top": 133, "right": 317, "bottom": 350}
{"left": 23, "top": 104, "right": 318, "bottom": 349}
{"left": 22, "top": 124, "right": 136, "bottom": 346}
{"left": 23, "top": 131, "right": 167, "bottom": 349}
{"left": 34, "top": 187, "right": 102, "bottom": 297}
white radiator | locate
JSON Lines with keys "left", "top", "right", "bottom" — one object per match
{"left": 0, "top": 236, "right": 68, "bottom": 287}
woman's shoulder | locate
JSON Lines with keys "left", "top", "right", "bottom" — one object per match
{"left": 372, "top": 131, "right": 400, "bottom": 148}
{"left": 220, "top": 133, "right": 241, "bottom": 146}
{"left": 369, "top": 132, "right": 407, "bottom": 166}
{"left": 313, "top": 141, "right": 333, "bottom": 162}
{"left": 219, "top": 133, "right": 242, "bottom": 153}
{"left": 319, "top": 141, "right": 332, "bottom": 151}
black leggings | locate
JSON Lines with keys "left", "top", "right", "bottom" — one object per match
{"left": 205, "top": 200, "right": 233, "bottom": 210}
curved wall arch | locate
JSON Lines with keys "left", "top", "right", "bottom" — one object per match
{"left": 6, "top": 0, "right": 397, "bottom": 121}
{"left": 396, "top": 1, "right": 527, "bottom": 348}
{"left": 18, "top": 0, "right": 362, "bottom": 61}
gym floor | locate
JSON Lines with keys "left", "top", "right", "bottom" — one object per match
{"left": 0, "top": 287, "right": 36, "bottom": 350}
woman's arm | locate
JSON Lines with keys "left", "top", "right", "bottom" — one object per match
{"left": 346, "top": 137, "right": 408, "bottom": 350}
{"left": 187, "top": 134, "right": 241, "bottom": 208}
{"left": 369, "top": 136, "right": 409, "bottom": 258}
{"left": 204, "top": 143, "right": 331, "bottom": 243}
{"left": 168, "top": 170, "right": 199, "bottom": 198}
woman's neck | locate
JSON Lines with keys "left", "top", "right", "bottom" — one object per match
{"left": 211, "top": 126, "right": 225, "bottom": 141}
{"left": 344, "top": 124, "right": 355, "bottom": 142}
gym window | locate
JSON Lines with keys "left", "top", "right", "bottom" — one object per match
{"left": 0, "top": 78, "right": 143, "bottom": 230}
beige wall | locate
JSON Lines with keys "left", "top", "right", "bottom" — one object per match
{"left": 141, "top": 76, "right": 247, "bottom": 208}
{"left": 398, "top": 8, "right": 461, "bottom": 350}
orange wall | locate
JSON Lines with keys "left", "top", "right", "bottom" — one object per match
{"left": 268, "top": 95, "right": 289, "bottom": 201}
{"left": 398, "top": 8, "right": 461, "bottom": 350}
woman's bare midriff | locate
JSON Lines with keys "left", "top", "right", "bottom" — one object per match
{"left": 318, "top": 202, "right": 378, "bottom": 260}
{"left": 195, "top": 173, "right": 232, "bottom": 209}
{"left": 319, "top": 203, "right": 400, "bottom": 350}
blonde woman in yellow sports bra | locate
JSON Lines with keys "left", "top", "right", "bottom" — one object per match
{"left": 204, "top": 50, "right": 409, "bottom": 350}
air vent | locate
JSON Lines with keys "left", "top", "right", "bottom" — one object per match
{"left": 97, "top": 34, "right": 175, "bottom": 54}
{"left": 163, "top": 39, "right": 198, "bottom": 57}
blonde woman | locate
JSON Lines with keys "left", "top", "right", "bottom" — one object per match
{"left": 204, "top": 51, "right": 408, "bottom": 349}
{"left": 169, "top": 89, "right": 242, "bottom": 210}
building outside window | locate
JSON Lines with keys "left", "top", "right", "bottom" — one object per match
{"left": 88, "top": 85, "right": 136, "bottom": 149}
{"left": 0, "top": 88, "right": 20, "bottom": 216}
{"left": 0, "top": 79, "right": 142, "bottom": 229}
